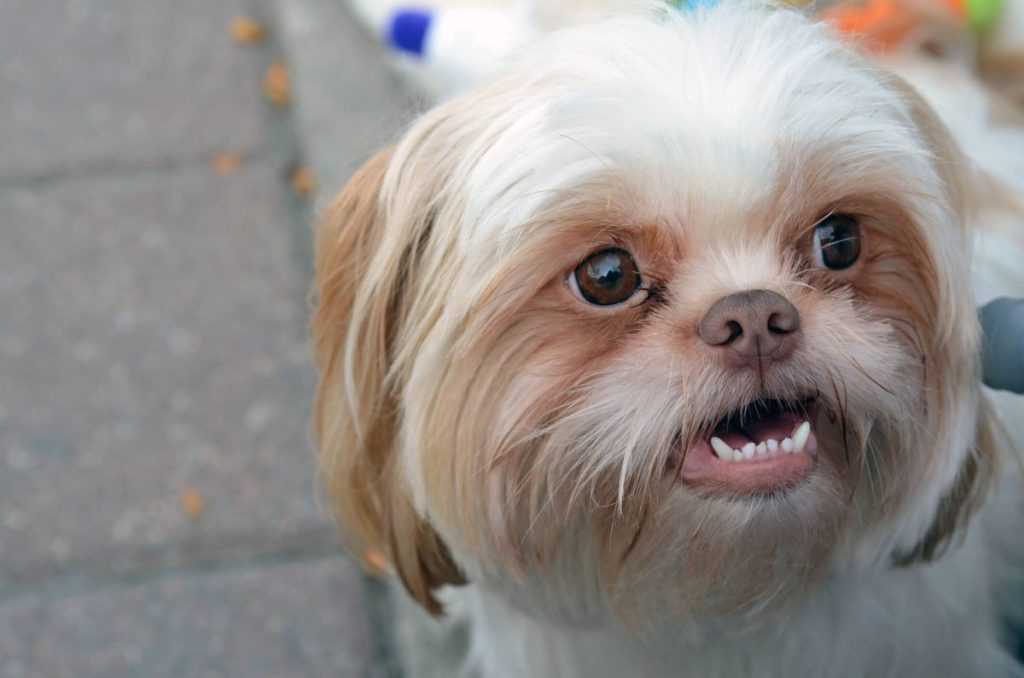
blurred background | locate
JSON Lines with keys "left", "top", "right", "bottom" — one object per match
{"left": 0, "top": 0, "right": 420, "bottom": 675}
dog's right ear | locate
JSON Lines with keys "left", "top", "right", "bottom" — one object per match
{"left": 312, "top": 146, "right": 465, "bottom": 615}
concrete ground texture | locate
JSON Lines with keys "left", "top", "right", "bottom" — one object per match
{"left": 0, "top": 0, "right": 417, "bottom": 675}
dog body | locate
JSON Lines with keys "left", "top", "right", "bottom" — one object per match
{"left": 317, "top": 3, "right": 1024, "bottom": 676}
{"left": 448, "top": 534, "right": 1015, "bottom": 677}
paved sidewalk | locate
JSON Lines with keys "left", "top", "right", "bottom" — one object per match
{"left": 0, "top": 1, "right": 403, "bottom": 675}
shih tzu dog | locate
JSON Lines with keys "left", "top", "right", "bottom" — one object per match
{"left": 314, "top": 2, "right": 1024, "bottom": 676}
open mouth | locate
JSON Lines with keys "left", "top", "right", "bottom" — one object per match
{"left": 678, "top": 398, "right": 819, "bottom": 494}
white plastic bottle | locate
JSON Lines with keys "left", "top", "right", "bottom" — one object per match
{"left": 384, "top": 3, "right": 537, "bottom": 97}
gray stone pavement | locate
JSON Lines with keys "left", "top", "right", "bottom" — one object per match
{"left": 268, "top": 0, "right": 420, "bottom": 199}
{"left": 0, "top": 0, "right": 274, "bottom": 184}
{"left": 0, "top": 557, "right": 387, "bottom": 678}
{"left": 0, "top": 0, "right": 406, "bottom": 675}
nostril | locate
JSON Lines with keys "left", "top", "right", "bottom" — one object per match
{"left": 724, "top": 320, "right": 743, "bottom": 344}
{"left": 767, "top": 312, "right": 797, "bottom": 335}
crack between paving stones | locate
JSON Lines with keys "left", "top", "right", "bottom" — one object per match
{"left": 0, "top": 525, "right": 350, "bottom": 608}
{"left": 0, "top": 147, "right": 280, "bottom": 195}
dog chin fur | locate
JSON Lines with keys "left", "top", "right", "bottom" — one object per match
{"left": 314, "top": 3, "right": 1024, "bottom": 676}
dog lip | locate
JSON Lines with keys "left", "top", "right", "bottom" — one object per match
{"left": 674, "top": 400, "right": 819, "bottom": 494}
{"left": 677, "top": 436, "right": 817, "bottom": 494}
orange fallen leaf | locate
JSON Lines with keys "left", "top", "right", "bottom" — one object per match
{"left": 264, "top": 59, "right": 291, "bottom": 107}
{"left": 210, "top": 153, "right": 244, "bottom": 175}
{"left": 230, "top": 15, "right": 267, "bottom": 45}
{"left": 291, "top": 166, "right": 317, "bottom": 198}
{"left": 181, "top": 487, "right": 205, "bottom": 519}
{"left": 363, "top": 548, "right": 390, "bottom": 577}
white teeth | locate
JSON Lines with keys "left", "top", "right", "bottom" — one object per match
{"left": 742, "top": 442, "right": 756, "bottom": 460}
{"left": 712, "top": 423, "right": 811, "bottom": 464}
{"left": 793, "top": 421, "right": 811, "bottom": 454}
{"left": 711, "top": 437, "right": 733, "bottom": 461}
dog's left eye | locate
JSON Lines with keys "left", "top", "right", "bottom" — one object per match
{"left": 570, "top": 248, "right": 643, "bottom": 307}
{"left": 811, "top": 214, "right": 862, "bottom": 270}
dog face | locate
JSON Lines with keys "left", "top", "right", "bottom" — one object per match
{"left": 314, "top": 5, "right": 989, "bottom": 626}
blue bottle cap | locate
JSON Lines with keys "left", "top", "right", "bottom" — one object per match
{"left": 388, "top": 8, "right": 433, "bottom": 57}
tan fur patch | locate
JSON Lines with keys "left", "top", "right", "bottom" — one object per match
{"left": 312, "top": 147, "right": 465, "bottom": 614}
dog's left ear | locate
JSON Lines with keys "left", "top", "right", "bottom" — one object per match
{"left": 312, "top": 144, "right": 466, "bottom": 614}
{"left": 887, "top": 76, "right": 997, "bottom": 566}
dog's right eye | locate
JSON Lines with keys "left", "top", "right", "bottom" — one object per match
{"left": 570, "top": 248, "right": 642, "bottom": 307}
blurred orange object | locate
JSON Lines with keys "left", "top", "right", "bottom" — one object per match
{"left": 209, "top": 153, "right": 244, "bottom": 175}
{"left": 181, "top": 487, "right": 205, "bottom": 519}
{"left": 264, "top": 59, "right": 291, "bottom": 107}
{"left": 822, "top": 0, "right": 966, "bottom": 52}
{"left": 363, "top": 548, "right": 390, "bottom": 577}
{"left": 230, "top": 15, "right": 267, "bottom": 45}
{"left": 291, "top": 166, "right": 317, "bottom": 198}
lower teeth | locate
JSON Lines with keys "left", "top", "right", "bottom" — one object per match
{"left": 710, "top": 421, "right": 811, "bottom": 463}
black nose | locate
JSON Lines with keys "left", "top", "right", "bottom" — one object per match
{"left": 698, "top": 289, "right": 801, "bottom": 369}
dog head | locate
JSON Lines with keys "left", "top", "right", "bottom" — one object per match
{"left": 314, "top": 3, "right": 991, "bottom": 626}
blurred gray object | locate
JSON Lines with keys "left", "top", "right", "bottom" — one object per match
{"left": 981, "top": 297, "right": 1024, "bottom": 394}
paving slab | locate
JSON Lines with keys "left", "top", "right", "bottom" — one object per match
{"left": 270, "top": 0, "right": 420, "bottom": 199}
{"left": 0, "top": 162, "right": 328, "bottom": 593}
{"left": 0, "top": 555, "right": 387, "bottom": 678}
{"left": 0, "top": 0, "right": 274, "bottom": 183}
{"left": 0, "top": 1, "right": 405, "bottom": 675}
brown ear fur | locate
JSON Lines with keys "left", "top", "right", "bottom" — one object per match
{"left": 888, "top": 76, "right": 997, "bottom": 566}
{"left": 312, "top": 147, "right": 465, "bottom": 615}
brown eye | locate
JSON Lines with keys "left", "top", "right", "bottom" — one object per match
{"left": 812, "top": 214, "right": 862, "bottom": 270}
{"left": 571, "top": 248, "right": 642, "bottom": 306}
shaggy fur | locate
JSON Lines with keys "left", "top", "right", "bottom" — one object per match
{"left": 315, "top": 3, "right": 1024, "bottom": 676}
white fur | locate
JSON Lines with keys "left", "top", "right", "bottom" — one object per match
{"left": 337, "top": 2, "right": 1024, "bottom": 676}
